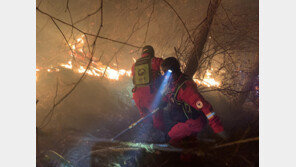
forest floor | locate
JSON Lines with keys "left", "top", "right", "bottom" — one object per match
{"left": 36, "top": 103, "right": 258, "bottom": 167}
{"left": 36, "top": 72, "right": 259, "bottom": 167}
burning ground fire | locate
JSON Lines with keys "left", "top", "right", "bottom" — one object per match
{"left": 194, "top": 70, "right": 221, "bottom": 87}
{"left": 36, "top": 35, "right": 131, "bottom": 81}
{"left": 36, "top": 35, "right": 220, "bottom": 87}
{"left": 36, "top": 60, "right": 131, "bottom": 81}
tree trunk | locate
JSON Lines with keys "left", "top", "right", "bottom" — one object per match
{"left": 184, "top": 0, "right": 221, "bottom": 78}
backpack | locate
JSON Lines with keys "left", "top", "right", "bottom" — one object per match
{"left": 170, "top": 75, "right": 204, "bottom": 121}
{"left": 133, "top": 56, "right": 153, "bottom": 87}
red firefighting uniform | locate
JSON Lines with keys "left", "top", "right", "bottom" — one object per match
{"left": 131, "top": 53, "right": 164, "bottom": 130}
{"left": 165, "top": 74, "right": 224, "bottom": 144}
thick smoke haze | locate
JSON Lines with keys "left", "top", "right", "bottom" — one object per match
{"left": 36, "top": 0, "right": 258, "bottom": 166}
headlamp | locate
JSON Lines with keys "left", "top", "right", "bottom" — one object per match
{"left": 160, "top": 68, "right": 172, "bottom": 76}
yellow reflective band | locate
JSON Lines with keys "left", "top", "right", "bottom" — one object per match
{"left": 206, "top": 112, "right": 215, "bottom": 120}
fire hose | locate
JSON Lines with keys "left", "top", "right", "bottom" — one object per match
{"left": 111, "top": 107, "right": 160, "bottom": 141}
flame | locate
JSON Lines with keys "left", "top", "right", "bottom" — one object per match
{"left": 60, "top": 61, "right": 73, "bottom": 69}
{"left": 36, "top": 35, "right": 134, "bottom": 82}
{"left": 36, "top": 67, "right": 40, "bottom": 82}
{"left": 77, "top": 38, "right": 83, "bottom": 43}
{"left": 126, "top": 70, "right": 132, "bottom": 77}
{"left": 105, "top": 67, "right": 120, "bottom": 80}
{"left": 194, "top": 70, "right": 220, "bottom": 87}
{"left": 37, "top": 34, "right": 220, "bottom": 87}
{"left": 37, "top": 61, "right": 131, "bottom": 81}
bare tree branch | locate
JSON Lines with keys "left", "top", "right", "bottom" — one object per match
{"left": 38, "top": 0, "right": 105, "bottom": 129}
{"left": 39, "top": 78, "right": 60, "bottom": 128}
{"left": 211, "top": 35, "right": 237, "bottom": 69}
{"left": 212, "top": 137, "right": 259, "bottom": 149}
{"left": 65, "top": 0, "right": 75, "bottom": 41}
{"left": 141, "top": 0, "right": 155, "bottom": 46}
{"left": 36, "top": 7, "right": 141, "bottom": 49}
{"left": 50, "top": 17, "right": 76, "bottom": 61}
{"left": 221, "top": 3, "right": 237, "bottom": 30}
{"left": 74, "top": 6, "right": 102, "bottom": 25}
{"left": 162, "top": 0, "right": 194, "bottom": 44}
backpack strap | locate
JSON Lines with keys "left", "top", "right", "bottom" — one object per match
{"left": 171, "top": 75, "right": 193, "bottom": 119}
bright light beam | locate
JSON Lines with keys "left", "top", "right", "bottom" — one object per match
{"left": 150, "top": 70, "right": 172, "bottom": 110}
{"left": 112, "top": 70, "right": 173, "bottom": 141}
{"left": 110, "top": 70, "right": 172, "bottom": 163}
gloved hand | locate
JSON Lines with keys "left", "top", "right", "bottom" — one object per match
{"left": 217, "top": 131, "right": 229, "bottom": 141}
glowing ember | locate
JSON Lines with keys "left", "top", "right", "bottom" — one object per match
{"left": 126, "top": 71, "right": 132, "bottom": 77}
{"left": 36, "top": 68, "right": 40, "bottom": 82}
{"left": 194, "top": 70, "right": 220, "bottom": 87}
{"left": 60, "top": 61, "right": 73, "bottom": 69}
{"left": 77, "top": 66, "right": 85, "bottom": 73}
{"left": 77, "top": 38, "right": 83, "bottom": 43}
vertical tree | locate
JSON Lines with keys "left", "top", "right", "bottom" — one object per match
{"left": 184, "top": 0, "right": 221, "bottom": 78}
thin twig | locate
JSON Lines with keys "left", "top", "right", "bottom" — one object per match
{"left": 101, "top": 12, "right": 143, "bottom": 78}
{"left": 39, "top": 78, "right": 60, "bottom": 128}
{"left": 74, "top": 6, "right": 102, "bottom": 25}
{"left": 36, "top": 7, "right": 141, "bottom": 49}
{"left": 211, "top": 35, "right": 237, "bottom": 69}
{"left": 50, "top": 17, "right": 76, "bottom": 61}
{"left": 38, "top": 0, "right": 104, "bottom": 129}
{"left": 162, "top": 0, "right": 194, "bottom": 44}
{"left": 37, "top": 0, "right": 43, "bottom": 8}
{"left": 141, "top": 0, "right": 155, "bottom": 46}
{"left": 221, "top": 3, "right": 237, "bottom": 30}
{"left": 65, "top": 0, "right": 75, "bottom": 41}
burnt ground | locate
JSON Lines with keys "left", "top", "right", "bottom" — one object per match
{"left": 36, "top": 71, "right": 258, "bottom": 167}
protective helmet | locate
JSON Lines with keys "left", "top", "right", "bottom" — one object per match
{"left": 142, "top": 45, "right": 154, "bottom": 56}
{"left": 160, "top": 57, "right": 181, "bottom": 74}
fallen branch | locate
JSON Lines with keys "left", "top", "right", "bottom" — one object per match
{"left": 213, "top": 137, "right": 259, "bottom": 149}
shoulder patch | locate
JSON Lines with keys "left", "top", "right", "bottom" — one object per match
{"left": 196, "top": 101, "right": 203, "bottom": 109}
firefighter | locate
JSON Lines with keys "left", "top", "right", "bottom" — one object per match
{"left": 160, "top": 57, "right": 227, "bottom": 145}
{"left": 131, "top": 45, "right": 164, "bottom": 131}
